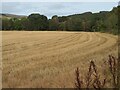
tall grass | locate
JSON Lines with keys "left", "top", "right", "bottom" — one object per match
{"left": 74, "top": 55, "right": 119, "bottom": 89}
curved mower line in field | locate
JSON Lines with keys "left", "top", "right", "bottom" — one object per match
{"left": 2, "top": 31, "right": 118, "bottom": 88}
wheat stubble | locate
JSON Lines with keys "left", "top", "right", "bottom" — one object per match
{"left": 2, "top": 31, "right": 118, "bottom": 88}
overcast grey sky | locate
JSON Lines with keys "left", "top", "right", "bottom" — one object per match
{"left": 2, "top": 2, "right": 118, "bottom": 18}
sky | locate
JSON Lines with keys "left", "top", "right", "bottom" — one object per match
{"left": 1, "top": 2, "right": 118, "bottom": 19}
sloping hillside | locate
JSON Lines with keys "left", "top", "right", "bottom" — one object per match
{"left": 0, "top": 13, "right": 27, "bottom": 19}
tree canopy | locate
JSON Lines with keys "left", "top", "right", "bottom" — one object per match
{"left": 1, "top": 6, "right": 119, "bottom": 34}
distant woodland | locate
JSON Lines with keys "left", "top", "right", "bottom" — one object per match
{"left": 1, "top": 6, "right": 120, "bottom": 34}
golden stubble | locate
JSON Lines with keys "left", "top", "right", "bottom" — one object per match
{"left": 2, "top": 31, "right": 118, "bottom": 88}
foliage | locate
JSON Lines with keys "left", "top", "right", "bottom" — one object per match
{"left": 49, "top": 15, "right": 59, "bottom": 30}
{"left": 28, "top": 14, "right": 48, "bottom": 30}
{"left": 1, "top": 6, "right": 119, "bottom": 34}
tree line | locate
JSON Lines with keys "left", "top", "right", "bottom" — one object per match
{"left": 2, "top": 6, "right": 120, "bottom": 34}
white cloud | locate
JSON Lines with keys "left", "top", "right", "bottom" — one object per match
{"left": 1, "top": 0, "right": 119, "bottom": 2}
{"left": 1, "top": 2, "right": 118, "bottom": 19}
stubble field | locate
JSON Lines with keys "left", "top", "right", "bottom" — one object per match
{"left": 2, "top": 31, "right": 118, "bottom": 88}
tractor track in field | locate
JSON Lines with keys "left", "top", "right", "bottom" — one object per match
{"left": 2, "top": 31, "right": 118, "bottom": 88}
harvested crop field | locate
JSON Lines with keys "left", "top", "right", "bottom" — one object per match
{"left": 2, "top": 31, "right": 118, "bottom": 88}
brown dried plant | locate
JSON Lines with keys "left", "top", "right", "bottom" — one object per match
{"left": 75, "top": 61, "right": 106, "bottom": 89}
{"left": 75, "top": 67, "right": 83, "bottom": 90}
{"left": 108, "top": 55, "right": 119, "bottom": 88}
{"left": 75, "top": 55, "right": 120, "bottom": 89}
